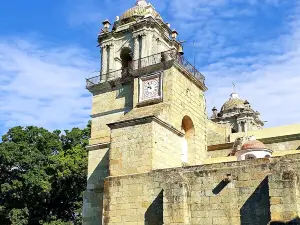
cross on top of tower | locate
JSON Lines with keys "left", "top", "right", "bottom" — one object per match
{"left": 232, "top": 82, "right": 236, "bottom": 93}
{"left": 136, "top": 0, "right": 148, "bottom": 7}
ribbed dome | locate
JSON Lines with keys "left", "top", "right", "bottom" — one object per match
{"left": 120, "top": 0, "right": 162, "bottom": 21}
{"left": 221, "top": 93, "right": 245, "bottom": 111}
{"left": 241, "top": 140, "right": 266, "bottom": 150}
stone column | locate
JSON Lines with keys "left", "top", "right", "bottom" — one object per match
{"left": 148, "top": 32, "right": 153, "bottom": 56}
{"left": 140, "top": 34, "right": 147, "bottom": 68}
{"left": 108, "top": 44, "right": 115, "bottom": 76}
{"left": 133, "top": 36, "right": 140, "bottom": 70}
{"left": 141, "top": 34, "right": 147, "bottom": 58}
{"left": 133, "top": 36, "right": 140, "bottom": 60}
{"left": 101, "top": 45, "right": 108, "bottom": 81}
{"left": 238, "top": 122, "right": 242, "bottom": 133}
{"left": 244, "top": 121, "right": 248, "bottom": 134}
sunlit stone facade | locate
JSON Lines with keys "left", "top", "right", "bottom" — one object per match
{"left": 83, "top": 1, "right": 300, "bottom": 224}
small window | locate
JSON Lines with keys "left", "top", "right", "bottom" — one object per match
{"left": 245, "top": 154, "right": 256, "bottom": 160}
{"left": 265, "top": 155, "right": 271, "bottom": 158}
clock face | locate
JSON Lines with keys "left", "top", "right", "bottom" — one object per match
{"left": 139, "top": 74, "right": 162, "bottom": 102}
{"left": 143, "top": 79, "right": 159, "bottom": 99}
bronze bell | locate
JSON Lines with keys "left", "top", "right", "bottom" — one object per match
{"left": 178, "top": 45, "right": 184, "bottom": 55}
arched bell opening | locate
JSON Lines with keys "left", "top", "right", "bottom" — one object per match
{"left": 120, "top": 47, "right": 132, "bottom": 70}
{"left": 231, "top": 128, "right": 237, "bottom": 134}
{"left": 181, "top": 116, "right": 195, "bottom": 165}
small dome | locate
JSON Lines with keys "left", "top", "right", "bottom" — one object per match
{"left": 241, "top": 139, "right": 266, "bottom": 150}
{"left": 120, "top": 0, "right": 162, "bottom": 21}
{"left": 221, "top": 93, "right": 245, "bottom": 111}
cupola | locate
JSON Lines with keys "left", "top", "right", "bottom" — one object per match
{"left": 235, "top": 136, "right": 273, "bottom": 161}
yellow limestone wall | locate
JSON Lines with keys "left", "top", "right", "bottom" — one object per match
{"left": 89, "top": 83, "right": 133, "bottom": 145}
{"left": 108, "top": 65, "right": 207, "bottom": 176}
{"left": 83, "top": 83, "right": 133, "bottom": 225}
{"left": 164, "top": 66, "right": 207, "bottom": 165}
{"left": 103, "top": 154, "right": 300, "bottom": 225}
{"left": 84, "top": 64, "right": 208, "bottom": 223}
{"left": 229, "top": 124, "right": 300, "bottom": 142}
{"left": 207, "top": 120, "right": 231, "bottom": 146}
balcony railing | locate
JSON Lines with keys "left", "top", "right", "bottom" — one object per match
{"left": 86, "top": 69, "right": 125, "bottom": 88}
{"left": 129, "top": 50, "right": 205, "bottom": 83}
{"left": 86, "top": 50, "right": 205, "bottom": 89}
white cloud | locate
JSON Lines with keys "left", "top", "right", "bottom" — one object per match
{"left": 1, "top": 0, "right": 299, "bottom": 136}
{"left": 160, "top": 0, "right": 300, "bottom": 127}
{"left": 0, "top": 38, "right": 98, "bottom": 134}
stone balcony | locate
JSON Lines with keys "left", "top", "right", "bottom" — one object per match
{"left": 86, "top": 50, "right": 206, "bottom": 91}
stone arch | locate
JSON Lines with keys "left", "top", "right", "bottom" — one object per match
{"left": 181, "top": 116, "right": 195, "bottom": 164}
{"left": 120, "top": 47, "right": 132, "bottom": 69}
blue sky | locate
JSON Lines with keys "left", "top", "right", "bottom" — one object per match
{"left": 0, "top": 0, "right": 300, "bottom": 136}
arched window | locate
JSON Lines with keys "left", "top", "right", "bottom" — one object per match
{"left": 120, "top": 47, "right": 132, "bottom": 69}
{"left": 181, "top": 116, "right": 195, "bottom": 164}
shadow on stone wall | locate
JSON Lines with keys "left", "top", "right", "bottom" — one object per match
{"left": 240, "top": 176, "right": 271, "bottom": 225}
{"left": 116, "top": 83, "right": 133, "bottom": 114}
{"left": 83, "top": 149, "right": 109, "bottom": 225}
{"left": 270, "top": 218, "right": 300, "bottom": 224}
{"left": 297, "top": 146, "right": 300, "bottom": 150}
{"left": 212, "top": 180, "right": 230, "bottom": 195}
{"left": 144, "top": 190, "right": 164, "bottom": 225}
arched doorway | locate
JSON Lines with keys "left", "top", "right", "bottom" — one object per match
{"left": 181, "top": 116, "right": 195, "bottom": 164}
{"left": 120, "top": 47, "right": 132, "bottom": 70}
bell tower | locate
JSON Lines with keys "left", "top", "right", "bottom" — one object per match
{"left": 83, "top": 1, "right": 208, "bottom": 224}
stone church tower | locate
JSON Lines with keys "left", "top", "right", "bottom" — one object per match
{"left": 82, "top": 1, "right": 300, "bottom": 224}
{"left": 210, "top": 92, "right": 264, "bottom": 134}
{"left": 83, "top": 0, "right": 208, "bottom": 224}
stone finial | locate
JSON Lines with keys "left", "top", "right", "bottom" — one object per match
{"left": 171, "top": 29, "right": 178, "bottom": 40}
{"left": 136, "top": 0, "right": 148, "bottom": 7}
{"left": 102, "top": 19, "right": 111, "bottom": 32}
{"left": 166, "top": 23, "right": 171, "bottom": 28}
{"left": 116, "top": 16, "right": 120, "bottom": 21}
{"left": 211, "top": 107, "right": 218, "bottom": 118}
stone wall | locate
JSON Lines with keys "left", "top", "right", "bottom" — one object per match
{"left": 265, "top": 139, "right": 300, "bottom": 152}
{"left": 84, "top": 80, "right": 133, "bottom": 224}
{"left": 83, "top": 147, "right": 109, "bottom": 225}
{"left": 152, "top": 121, "right": 183, "bottom": 170}
{"left": 165, "top": 66, "right": 207, "bottom": 165}
{"left": 102, "top": 154, "right": 300, "bottom": 225}
{"left": 109, "top": 122, "right": 153, "bottom": 176}
{"left": 90, "top": 83, "right": 133, "bottom": 145}
{"left": 207, "top": 120, "right": 230, "bottom": 146}
{"left": 207, "top": 137, "right": 300, "bottom": 159}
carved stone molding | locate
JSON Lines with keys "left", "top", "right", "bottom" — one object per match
{"left": 107, "top": 115, "right": 184, "bottom": 137}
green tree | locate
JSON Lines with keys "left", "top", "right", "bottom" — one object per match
{"left": 0, "top": 122, "right": 91, "bottom": 225}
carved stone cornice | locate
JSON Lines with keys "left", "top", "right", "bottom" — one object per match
{"left": 132, "top": 31, "right": 146, "bottom": 39}
{"left": 208, "top": 133, "right": 300, "bottom": 151}
{"left": 100, "top": 41, "right": 114, "bottom": 48}
{"left": 107, "top": 115, "right": 184, "bottom": 137}
{"left": 86, "top": 142, "right": 111, "bottom": 151}
{"left": 98, "top": 18, "right": 175, "bottom": 49}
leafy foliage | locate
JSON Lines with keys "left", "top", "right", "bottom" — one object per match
{"left": 0, "top": 122, "right": 91, "bottom": 225}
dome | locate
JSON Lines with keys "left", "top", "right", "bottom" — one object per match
{"left": 119, "top": 0, "right": 162, "bottom": 21}
{"left": 221, "top": 93, "right": 245, "bottom": 111}
{"left": 241, "top": 139, "right": 266, "bottom": 150}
